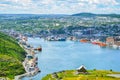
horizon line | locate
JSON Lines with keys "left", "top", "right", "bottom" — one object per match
{"left": 0, "top": 12, "right": 120, "bottom": 15}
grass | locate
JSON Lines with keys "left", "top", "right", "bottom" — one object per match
{"left": 0, "top": 32, "right": 26, "bottom": 79}
{"left": 42, "top": 70, "right": 120, "bottom": 80}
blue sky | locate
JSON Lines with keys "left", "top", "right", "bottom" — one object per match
{"left": 0, "top": 0, "right": 120, "bottom": 14}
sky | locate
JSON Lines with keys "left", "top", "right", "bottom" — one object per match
{"left": 0, "top": 0, "right": 120, "bottom": 14}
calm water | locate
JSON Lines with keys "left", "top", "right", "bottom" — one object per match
{"left": 22, "top": 38, "right": 120, "bottom": 80}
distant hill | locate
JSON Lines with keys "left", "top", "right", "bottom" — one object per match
{"left": 72, "top": 12, "right": 120, "bottom": 18}
{"left": 72, "top": 13, "right": 96, "bottom": 17}
{"left": 0, "top": 32, "right": 25, "bottom": 79}
{"left": 0, "top": 14, "right": 67, "bottom": 20}
{"left": 98, "top": 14, "right": 120, "bottom": 18}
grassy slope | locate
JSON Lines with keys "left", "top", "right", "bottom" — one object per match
{"left": 42, "top": 70, "right": 120, "bottom": 80}
{"left": 0, "top": 32, "right": 26, "bottom": 79}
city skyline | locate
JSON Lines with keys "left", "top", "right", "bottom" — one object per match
{"left": 0, "top": 0, "right": 120, "bottom": 14}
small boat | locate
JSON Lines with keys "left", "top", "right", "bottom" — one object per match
{"left": 118, "top": 46, "right": 120, "bottom": 49}
{"left": 91, "top": 39, "right": 101, "bottom": 45}
{"left": 57, "top": 38, "right": 66, "bottom": 41}
{"left": 34, "top": 46, "right": 42, "bottom": 51}
{"left": 46, "top": 36, "right": 56, "bottom": 41}
{"left": 112, "top": 45, "right": 119, "bottom": 49}
{"left": 91, "top": 41, "right": 101, "bottom": 45}
{"left": 37, "top": 47, "right": 42, "bottom": 51}
{"left": 47, "top": 36, "right": 66, "bottom": 41}
{"left": 26, "top": 55, "right": 33, "bottom": 60}
{"left": 35, "top": 67, "right": 41, "bottom": 72}
{"left": 92, "top": 41, "right": 97, "bottom": 44}
{"left": 22, "top": 36, "right": 28, "bottom": 41}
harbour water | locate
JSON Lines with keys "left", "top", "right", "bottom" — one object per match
{"left": 22, "top": 37, "right": 120, "bottom": 80}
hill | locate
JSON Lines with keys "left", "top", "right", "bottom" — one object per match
{"left": 42, "top": 70, "right": 120, "bottom": 80}
{"left": 72, "top": 13, "right": 96, "bottom": 17}
{"left": 0, "top": 32, "right": 26, "bottom": 79}
{"left": 72, "top": 12, "right": 120, "bottom": 18}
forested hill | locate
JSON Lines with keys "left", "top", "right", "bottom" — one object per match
{"left": 0, "top": 32, "right": 26, "bottom": 79}
{"left": 72, "top": 12, "right": 120, "bottom": 18}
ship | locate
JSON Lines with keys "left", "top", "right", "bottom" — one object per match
{"left": 98, "top": 42, "right": 107, "bottom": 47}
{"left": 80, "top": 39, "right": 88, "bottom": 43}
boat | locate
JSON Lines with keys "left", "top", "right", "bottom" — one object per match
{"left": 80, "top": 39, "right": 88, "bottom": 43}
{"left": 35, "top": 67, "right": 41, "bottom": 72}
{"left": 112, "top": 45, "right": 119, "bottom": 49}
{"left": 46, "top": 36, "right": 56, "bottom": 41}
{"left": 68, "top": 36, "right": 77, "bottom": 41}
{"left": 118, "top": 46, "right": 120, "bottom": 49}
{"left": 22, "top": 36, "right": 28, "bottom": 41}
{"left": 37, "top": 47, "right": 42, "bottom": 51}
{"left": 34, "top": 46, "right": 42, "bottom": 51}
{"left": 91, "top": 39, "right": 107, "bottom": 47}
{"left": 57, "top": 38, "right": 66, "bottom": 41}
{"left": 91, "top": 41, "right": 101, "bottom": 45}
{"left": 46, "top": 36, "right": 66, "bottom": 41}
{"left": 26, "top": 55, "right": 33, "bottom": 60}
{"left": 91, "top": 39, "right": 101, "bottom": 45}
{"left": 98, "top": 42, "right": 107, "bottom": 47}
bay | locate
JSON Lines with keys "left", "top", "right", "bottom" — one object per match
{"left": 22, "top": 37, "right": 120, "bottom": 80}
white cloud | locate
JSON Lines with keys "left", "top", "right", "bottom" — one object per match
{"left": 0, "top": 0, "right": 120, "bottom": 14}
{"left": 0, "top": 4, "right": 8, "bottom": 7}
{"left": 40, "top": 0, "right": 55, "bottom": 5}
{"left": 77, "top": 0, "right": 119, "bottom": 5}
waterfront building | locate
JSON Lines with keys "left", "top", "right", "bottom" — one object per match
{"left": 106, "top": 37, "right": 120, "bottom": 49}
{"left": 106, "top": 37, "right": 115, "bottom": 46}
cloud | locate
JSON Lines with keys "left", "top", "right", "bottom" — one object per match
{"left": 77, "top": 0, "right": 119, "bottom": 5}
{"left": 0, "top": 4, "right": 8, "bottom": 7}
{"left": 0, "top": 0, "right": 120, "bottom": 14}
{"left": 40, "top": 0, "right": 55, "bottom": 5}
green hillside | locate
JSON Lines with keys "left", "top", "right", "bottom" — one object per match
{"left": 0, "top": 32, "right": 26, "bottom": 79}
{"left": 42, "top": 70, "right": 120, "bottom": 80}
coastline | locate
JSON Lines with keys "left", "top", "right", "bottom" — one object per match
{"left": 14, "top": 39, "right": 41, "bottom": 80}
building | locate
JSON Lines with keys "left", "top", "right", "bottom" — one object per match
{"left": 106, "top": 37, "right": 115, "bottom": 45}
{"left": 76, "top": 65, "right": 88, "bottom": 74}
{"left": 106, "top": 37, "right": 120, "bottom": 48}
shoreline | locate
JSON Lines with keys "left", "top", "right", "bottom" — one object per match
{"left": 14, "top": 39, "right": 41, "bottom": 80}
